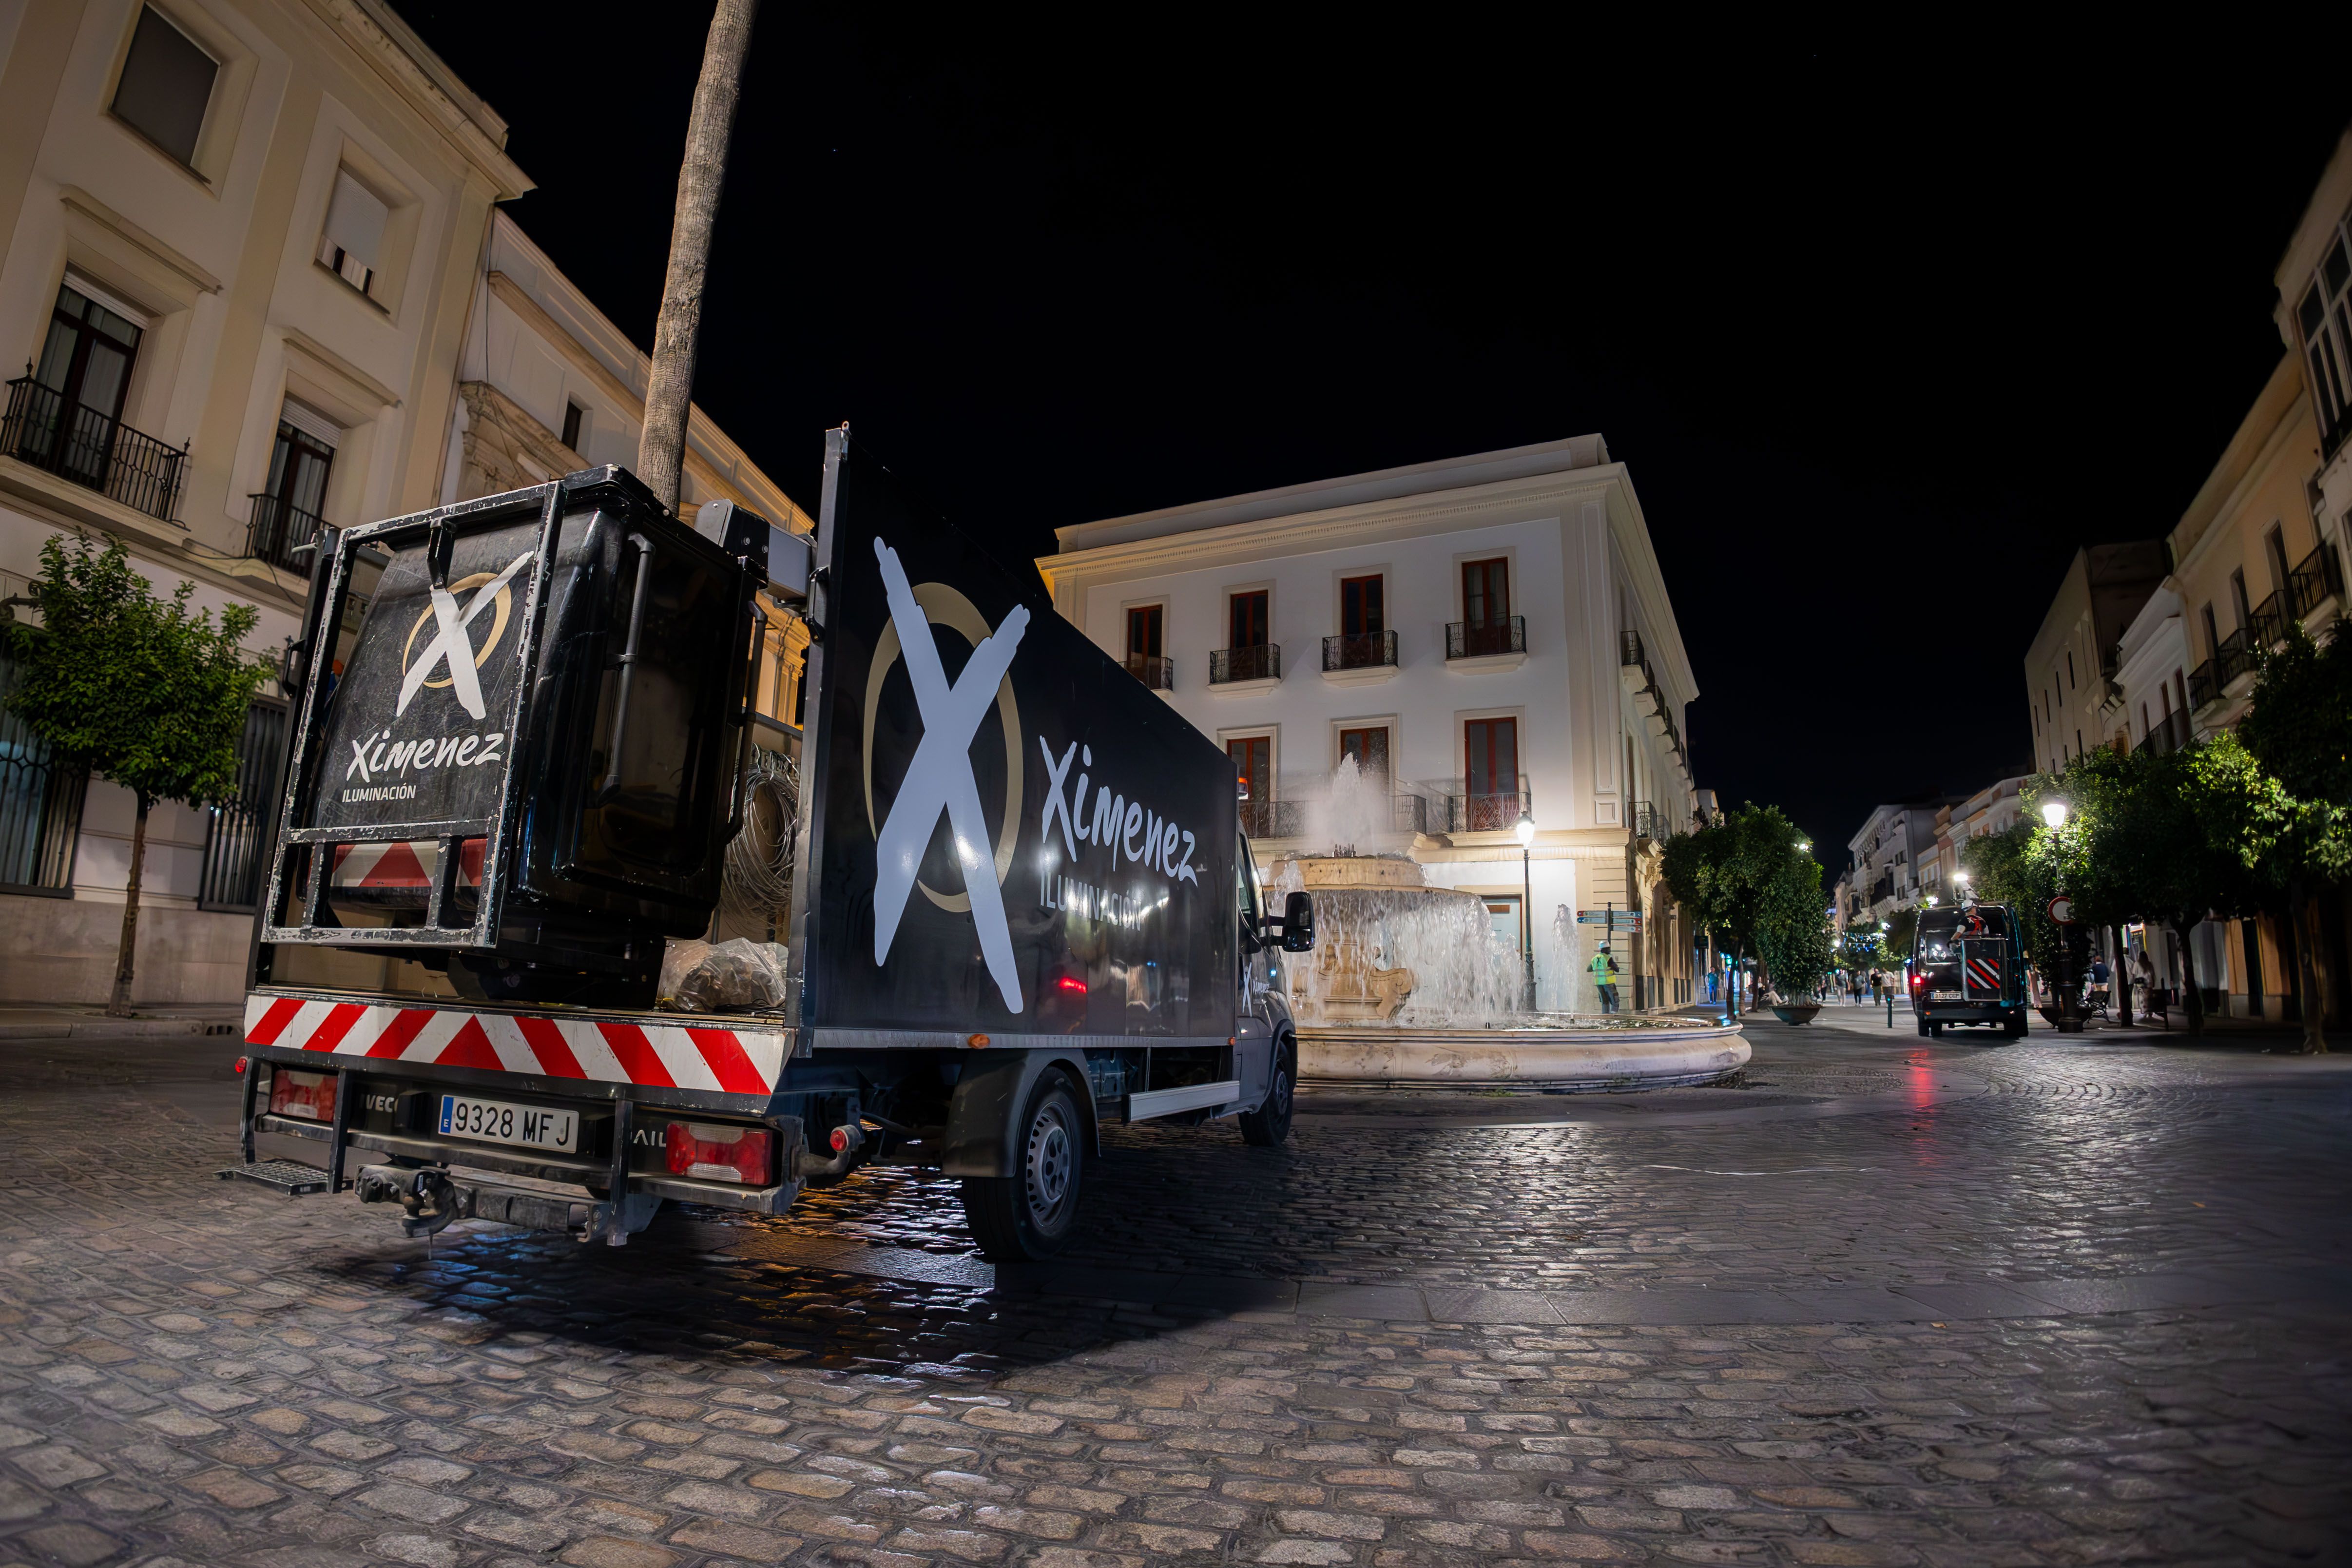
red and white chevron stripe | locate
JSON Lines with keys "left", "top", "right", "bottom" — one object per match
{"left": 330, "top": 839, "right": 484, "bottom": 890}
{"left": 244, "top": 993, "right": 786, "bottom": 1096}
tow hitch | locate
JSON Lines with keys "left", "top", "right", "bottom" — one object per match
{"left": 355, "top": 1165, "right": 461, "bottom": 1237}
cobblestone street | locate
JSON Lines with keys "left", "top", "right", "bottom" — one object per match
{"left": 2, "top": 1014, "right": 2349, "bottom": 1567}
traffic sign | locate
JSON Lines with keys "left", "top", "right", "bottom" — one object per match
{"left": 2045, "top": 893, "right": 2075, "bottom": 925}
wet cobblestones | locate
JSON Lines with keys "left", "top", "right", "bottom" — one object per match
{"left": 0, "top": 1023, "right": 2346, "bottom": 1565}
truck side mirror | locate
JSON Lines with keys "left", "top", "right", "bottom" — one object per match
{"left": 1280, "top": 890, "right": 1315, "bottom": 952}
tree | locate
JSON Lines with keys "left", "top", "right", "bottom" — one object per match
{"left": 3, "top": 536, "right": 273, "bottom": 1015}
{"left": 1755, "top": 854, "right": 1834, "bottom": 1001}
{"left": 2238, "top": 625, "right": 2352, "bottom": 1052}
{"left": 1661, "top": 803, "right": 1812, "bottom": 1017}
{"left": 637, "top": 0, "right": 761, "bottom": 515}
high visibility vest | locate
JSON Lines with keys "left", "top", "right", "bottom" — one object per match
{"left": 1589, "top": 954, "right": 1613, "bottom": 982}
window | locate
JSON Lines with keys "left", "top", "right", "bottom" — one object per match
{"left": 0, "top": 643, "right": 86, "bottom": 896}
{"left": 2296, "top": 224, "right": 2352, "bottom": 457}
{"left": 1341, "top": 574, "right": 1384, "bottom": 636}
{"left": 2231, "top": 569, "right": 2251, "bottom": 629}
{"left": 317, "top": 170, "right": 389, "bottom": 299}
{"left": 1463, "top": 558, "right": 1509, "bottom": 625}
{"left": 1228, "top": 736, "right": 1271, "bottom": 802}
{"left": 2202, "top": 603, "right": 2219, "bottom": 658}
{"left": 790, "top": 654, "right": 806, "bottom": 727}
{"left": 1463, "top": 716, "right": 1520, "bottom": 831}
{"left": 197, "top": 699, "right": 288, "bottom": 911}
{"left": 2065, "top": 651, "right": 2075, "bottom": 689}
{"left": 1338, "top": 725, "right": 1389, "bottom": 782}
{"left": 561, "top": 400, "right": 586, "bottom": 453}
{"left": 19, "top": 282, "right": 145, "bottom": 492}
{"left": 252, "top": 405, "right": 336, "bottom": 571}
{"left": 1229, "top": 590, "right": 1269, "bottom": 649}
{"left": 2265, "top": 525, "right": 2292, "bottom": 594}
{"left": 1126, "top": 604, "right": 1162, "bottom": 659}
{"left": 112, "top": 6, "right": 216, "bottom": 167}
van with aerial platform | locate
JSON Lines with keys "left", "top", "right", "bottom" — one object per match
{"left": 1909, "top": 902, "right": 2028, "bottom": 1040}
{"left": 226, "top": 429, "right": 1313, "bottom": 1260}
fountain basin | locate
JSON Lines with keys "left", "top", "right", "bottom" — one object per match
{"left": 1300, "top": 1017, "right": 1748, "bottom": 1090}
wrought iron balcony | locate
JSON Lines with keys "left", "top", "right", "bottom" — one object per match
{"left": 1122, "top": 653, "right": 1173, "bottom": 691}
{"left": 247, "top": 493, "right": 326, "bottom": 574}
{"left": 1448, "top": 616, "right": 1525, "bottom": 660}
{"left": 1210, "top": 643, "right": 1280, "bottom": 684}
{"left": 1435, "top": 780, "right": 1533, "bottom": 834}
{"left": 1237, "top": 799, "right": 1305, "bottom": 838}
{"left": 2135, "top": 708, "right": 2193, "bottom": 757}
{"left": 2248, "top": 591, "right": 2288, "bottom": 653}
{"left": 1620, "top": 628, "right": 1645, "bottom": 668}
{"left": 2, "top": 375, "right": 185, "bottom": 523}
{"left": 2290, "top": 542, "right": 2345, "bottom": 621}
{"left": 2214, "top": 626, "right": 2255, "bottom": 689}
{"left": 1632, "top": 801, "right": 1662, "bottom": 842}
{"left": 2187, "top": 659, "right": 2218, "bottom": 710}
{"left": 1323, "top": 630, "right": 1397, "bottom": 671}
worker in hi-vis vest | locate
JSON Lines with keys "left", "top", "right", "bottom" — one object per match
{"left": 1589, "top": 944, "right": 1621, "bottom": 1014}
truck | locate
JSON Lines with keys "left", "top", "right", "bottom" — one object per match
{"left": 1909, "top": 901, "right": 2028, "bottom": 1040}
{"left": 226, "top": 427, "right": 1314, "bottom": 1261}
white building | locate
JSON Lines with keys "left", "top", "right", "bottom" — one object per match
{"left": 1040, "top": 436, "right": 1704, "bottom": 1012}
{"left": 0, "top": 0, "right": 802, "bottom": 1005}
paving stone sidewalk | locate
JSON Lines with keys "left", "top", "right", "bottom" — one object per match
{"left": 0, "top": 1022, "right": 2346, "bottom": 1566}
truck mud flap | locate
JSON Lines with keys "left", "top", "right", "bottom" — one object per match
{"left": 939, "top": 1050, "right": 1097, "bottom": 1178}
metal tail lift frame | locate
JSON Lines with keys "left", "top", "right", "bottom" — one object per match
{"left": 258, "top": 480, "right": 568, "bottom": 954}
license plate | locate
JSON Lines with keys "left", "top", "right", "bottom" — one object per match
{"left": 1931, "top": 990, "right": 1962, "bottom": 1000}
{"left": 437, "top": 1094, "right": 578, "bottom": 1152}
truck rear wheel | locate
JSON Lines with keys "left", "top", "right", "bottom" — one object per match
{"left": 961, "top": 1075, "right": 1083, "bottom": 1262}
{"left": 1239, "top": 1037, "right": 1296, "bottom": 1147}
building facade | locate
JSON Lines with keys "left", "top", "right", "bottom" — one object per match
{"left": 0, "top": 0, "right": 803, "bottom": 1005}
{"left": 1040, "top": 437, "right": 1704, "bottom": 1013}
{"left": 2021, "top": 543, "right": 2167, "bottom": 774}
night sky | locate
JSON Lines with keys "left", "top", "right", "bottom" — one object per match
{"left": 388, "top": 7, "right": 2348, "bottom": 860}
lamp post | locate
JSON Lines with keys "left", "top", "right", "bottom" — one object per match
{"left": 1516, "top": 814, "right": 1537, "bottom": 1011}
{"left": 2042, "top": 798, "right": 2082, "bottom": 1033}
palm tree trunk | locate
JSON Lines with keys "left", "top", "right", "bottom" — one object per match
{"left": 637, "top": 0, "right": 761, "bottom": 514}
{"left": 106, "top": 792, "right": 149, "bottom": 1018}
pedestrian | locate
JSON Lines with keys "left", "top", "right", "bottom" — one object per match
{"left": 1590, "top": 944, "right": 1621, "bottom": 1013}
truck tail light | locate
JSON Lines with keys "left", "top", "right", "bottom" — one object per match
{"left": 664, "top": 1122, "right": 773, "bottom": 1185}
{"left": 269, "top": 1068, "right": 335, "bottom": 1122}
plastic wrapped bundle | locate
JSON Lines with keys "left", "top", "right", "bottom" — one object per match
{"left": 658, "top": 938, "right": 791, "bottom": 1013}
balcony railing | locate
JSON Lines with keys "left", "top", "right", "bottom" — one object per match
{"left": 1632, "top": 801, "right": 1661, "bottom": 841}
{"left": 247, "top": 493, "right": 326, "bottom": 575}
{"left": 1437, "top": 780, "right": 1533, "bottom": 834}
{"left": 1323, "top": 630, "right": 1397, "bottom": 671}
{"left": 2290, "top": 542, "right": 2345, "bottom": 621}
{"left": 1448, "top": 617, "right": 1524, "bottom": 660}
{"left": 2248, "top": 591, "right": 2288, "bottom": 654}
{"left": 1238, "top": 799, "right": 1305, "bottom": 838}
{"left": 2136, "top": 708, "right": 2193, "bottom": 757}
{"left": 2214, "top": 626, "right": 2255, "bottom": 690}
{"left": 1210, "top": 643, "right": 1280, "bottom": 684}
{"left": 1123, "top": 653, "right": 1173, "bottom": 691}
{"left": 2187, "top": 659, "right": 2218, "bottom": 710}
{"left": 1621, "top": 628, "right": 1646, "bottom": 669}
{"left": 1, "top": 375, "right": 185, "bottom": 523}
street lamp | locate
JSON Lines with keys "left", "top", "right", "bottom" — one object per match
{"left": 2039, "top": 798, "right": 2082, "bottom": 1031}
{"left": 1515, "top": 814, "right": 1538, "bottom": 1011}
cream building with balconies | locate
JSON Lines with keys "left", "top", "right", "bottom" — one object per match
{"left": 1039, "top": 437, "right": 1705, "bottom": 1013}
{"left": 0, "top": 0, "right": 805, "bottom": 1005}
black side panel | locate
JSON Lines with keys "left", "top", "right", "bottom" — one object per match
{"left": 798, "top": 436, "right": 1236, "bottom": 1038}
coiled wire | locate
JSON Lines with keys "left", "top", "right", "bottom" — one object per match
{"left": 720, "top": 744, "right": 800, "bottom": 924}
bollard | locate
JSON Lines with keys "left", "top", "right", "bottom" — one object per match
{"left": 1886, "top": 988, "right": 1894, "bottom": 1029}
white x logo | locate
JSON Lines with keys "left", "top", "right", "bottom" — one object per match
{"left": 870, "top": 537, "right": 1029, "bottom": 1013}
{"left": 395, "top": 551, "right": 535, "bottom": 720}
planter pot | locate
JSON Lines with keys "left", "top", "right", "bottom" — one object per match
{"left": 2037, "top": 1006, "right": 2063, "bottom": 1026}
{"left": 1771, "top": 1003, "right": 1822, "bottom": 1025}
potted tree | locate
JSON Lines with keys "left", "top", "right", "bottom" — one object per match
{"left": 1760, "top": 856, "right": 1833, "bottom": 1024}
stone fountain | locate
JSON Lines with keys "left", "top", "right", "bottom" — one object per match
{"left": 1271, "top": 760, "right": 1747, "bottom": 1090}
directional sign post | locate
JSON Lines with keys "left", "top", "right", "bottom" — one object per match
{"left": 2045, "top": 892, "right": 2082, "bottom": 1032}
